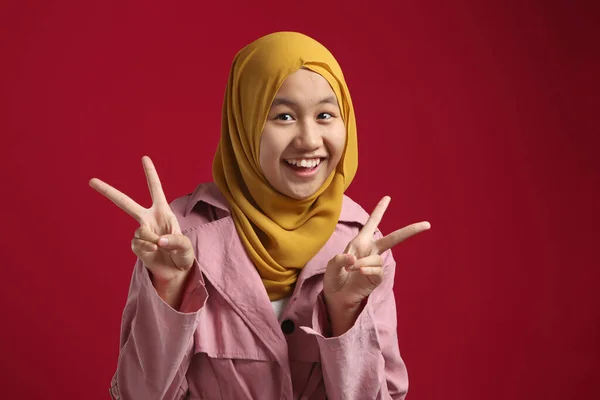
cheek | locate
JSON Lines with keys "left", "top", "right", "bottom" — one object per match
{"left": 258, "top": 134, "right": 271, "bottom": 176}
{"left": 259, "top": 128, "right": 284, "bottom": 173}
{"left": 329, "top": 124, "right": 347, "bottom": 165}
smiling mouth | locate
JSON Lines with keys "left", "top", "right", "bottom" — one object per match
{"left": 284, "top": 158, "right": 322, "bottom": 168}
{"left": 283, "top": 158, "right": 324, "bottom": 174}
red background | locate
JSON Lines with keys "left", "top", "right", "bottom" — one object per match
{"left": 1, "top": 0, "right": 598, "bottom": 399}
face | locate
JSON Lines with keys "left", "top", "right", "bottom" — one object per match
{"left": 259, "top": 69, "right": 346, "bottom": 200}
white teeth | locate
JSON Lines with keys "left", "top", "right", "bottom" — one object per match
{"left": 285, "top": 158, "right": 321, "bottom": 168}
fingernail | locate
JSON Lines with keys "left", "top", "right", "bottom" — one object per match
{"left": 158, "top": 237, "right": 168, "bottom": 246}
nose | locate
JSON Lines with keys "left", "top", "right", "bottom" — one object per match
{"left": 293, "top": 121, "right": 323, "bottom": 151}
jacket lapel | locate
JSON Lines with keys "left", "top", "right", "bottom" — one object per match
{"left": 189, "top": 215, "right": 289, "bottom": 362}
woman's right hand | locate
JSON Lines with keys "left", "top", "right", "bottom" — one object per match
{"left": 89, "top": 156, "right": 195, "bottom": 308}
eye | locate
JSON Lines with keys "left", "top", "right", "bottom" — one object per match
{"left": 275, "top": 113, "right": 294, "bottom": 121}
{"left": 318, "top": 112, "right": 333, "bottom": 120}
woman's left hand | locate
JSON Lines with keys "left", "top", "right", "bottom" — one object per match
{"left": 323, "top": 196, "right": 430, "bottom": 335}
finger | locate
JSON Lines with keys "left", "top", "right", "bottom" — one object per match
{"left": 142, "top": 156, "right": 168, "bottom": 205}
{"left": 344, "top": 243, "right": 357, "bottom": 257}
{"left": 131, "top": 238, "right": 158, "bottom": 257}
{"left": 346, "top": 254, "right": 382, "bottom": 272}
{"left": 89, "top": 178, "right": 145, "bottom": 221}
{"left": 327, "top": 253, "right": 356, "bottom": 272}
{"left": 361, "top": 196, "right": 391, "bottom": 237}
{"left": 375, "top": 221, "right": 431, "bottom": 254}
{"left": 359, "top": 266, "right": 384, "bottom": 279}
{"left": 134, "top": 226, "right": 160, "bottom": 243}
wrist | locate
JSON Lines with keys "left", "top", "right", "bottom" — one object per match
{"left": 324, "top": 296, "right": 366, "bottom": 337}
{"left": 151, "top": 271, "right": 190, "bottom": 310}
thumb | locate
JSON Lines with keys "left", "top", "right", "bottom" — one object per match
{"left": 157, "top": 234, "right": 191, "bottom": 252}
{"left": 157, "top": 234, "right": 194, "bottom": 269}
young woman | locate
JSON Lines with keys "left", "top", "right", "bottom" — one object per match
{"left": 90, "top": 31, "right": 430, "bottom": 400}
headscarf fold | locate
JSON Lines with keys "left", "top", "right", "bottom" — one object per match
{"left": 212, "top": 32, "right": 358, "bottom": 300}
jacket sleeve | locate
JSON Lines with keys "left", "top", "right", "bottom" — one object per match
{"left": 109, "top": 259, "right": 207, "bottom": 400}
{"left": 300, "top": 248, "right": 409, "bottom": 400}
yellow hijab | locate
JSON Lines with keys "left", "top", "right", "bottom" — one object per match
{"left": 212, "top": 32, "right": 358, "bottom": 300}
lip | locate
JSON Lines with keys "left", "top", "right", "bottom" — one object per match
{"left": 282, "top": 158, "right": 324, "bottom": 178}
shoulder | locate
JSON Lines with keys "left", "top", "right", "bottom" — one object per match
{"left": 169, "top": 182, "right": 229, "bottom": 233}
{"left": 339, "top": 194, "right": 370, "bottom": 226}
{"left": 331, "top": 194, "right": 374, "bottom": 245}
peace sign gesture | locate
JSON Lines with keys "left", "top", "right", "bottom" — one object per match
{"left": 323, "top": 196, "right": 430, "bottom": 334}
{"left": 89, "top": 156, "right": 195, "bottom": 307}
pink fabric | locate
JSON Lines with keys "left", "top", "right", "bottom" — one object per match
{"left": 109, "top": 182, "right": 408, "bottom": 399}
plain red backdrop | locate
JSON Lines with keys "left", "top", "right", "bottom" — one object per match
{"left": 1, "top": 0, "right": 598, "bottom": 399}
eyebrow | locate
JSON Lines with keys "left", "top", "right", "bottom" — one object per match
{"left": 271, "top": 95, "right": 338, "bottom": 108}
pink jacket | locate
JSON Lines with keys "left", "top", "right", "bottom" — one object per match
{"left": 109, "top": 182, "right": 408, "bottom": 400}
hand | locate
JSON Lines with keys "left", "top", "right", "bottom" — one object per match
{"left": 89, "top": 156, "right": 195, "bottom": 307}
{"left": 323, "top": 196, "right": 430, "bottom": 335}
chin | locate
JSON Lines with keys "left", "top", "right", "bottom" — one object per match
{"left": 284, "top": 190, "right": 313, "bottom": 200}
{"left": 283, "top": 183, "right": 322, "bottom": 200}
